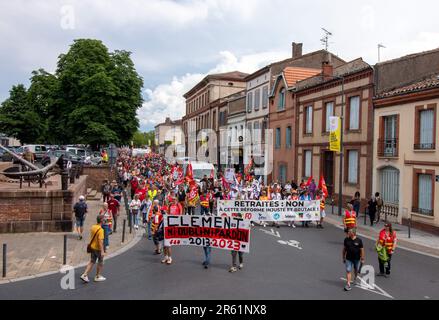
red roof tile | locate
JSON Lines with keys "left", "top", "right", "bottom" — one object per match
{"left": 376, "top": 74, "right": 439, "bottom": 99}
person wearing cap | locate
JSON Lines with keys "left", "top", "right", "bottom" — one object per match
{"left": 73, "top": 195, "right": 88, "bottom": 240}
{"left": 80, "top": 215, "right": 106, "bottom": 283}
{"left": 377, "top": 223, "right": 397, "bottom": 277}
{"left": 342, "top": 228, "right": 365, "bottom": 291}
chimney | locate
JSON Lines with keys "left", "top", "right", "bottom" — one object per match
{"left": 292, "top": 42, "right": 303, "bottom": 59}
{"left": 322, "top": 61, "right": 333, "bottom": 80}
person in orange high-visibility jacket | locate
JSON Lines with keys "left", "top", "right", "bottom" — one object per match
{"left": 199, "top": 190, "right": 210, "bottom": 215}
{"left": 343, "top": 203, "right": 357, "bottom": 233}
{"left": 377, "top": 223, "right": 397, "bottom": 276}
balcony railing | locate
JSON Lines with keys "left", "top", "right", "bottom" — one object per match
{"left": 414, "top": 143, "right": 435, "bottom": 150}
{"left": 412, "top": 207, "right": 434, "bottom": 216}
{"left": 377, "top": 138, "right": 398, "bottom": 157}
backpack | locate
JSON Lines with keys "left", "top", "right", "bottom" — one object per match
{"left": 377, "top": 197, "right": 384, "bottom": 207}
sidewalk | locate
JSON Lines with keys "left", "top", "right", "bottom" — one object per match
{"left": 0, "top": 197, "right": 141, "bottom": 282}
{"left": 324, "top": 205, "right": 439, "bottom": 258}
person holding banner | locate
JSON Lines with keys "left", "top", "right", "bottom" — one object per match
{"left": 300, "top": 189, "right": 312, "bottom": 228}
{"left": 315, "top": 190, "right": 326, "bottom": 229}
{"left": 151, "top": 205, "right": 163, "bottom": 255}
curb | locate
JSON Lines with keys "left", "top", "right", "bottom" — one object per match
{"left": 324, "top": 216, "right": 439, "bottom": 259}
{"left": 0, "top": 231, "right": 144, "bottom": 285}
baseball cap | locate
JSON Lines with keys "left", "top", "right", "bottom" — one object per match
{"left": 79, "top": 195, "right": 85, "bottom": 201}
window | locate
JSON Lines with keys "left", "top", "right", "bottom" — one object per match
{"left": 279, "top": 164, "right": 287, "bottom": 185}
{"left": 379, "top": 115, "right": 398, "bottom": 157}
{"left": 247, "top": 122, "right": 252, "bottom": 143}
{"left": 379, "top": 167, "right": 399, "bottom": 204}
{"left": 278, "top": 88, "right": 286, "bottom": 110}
{"left": 419, "top": 109, "right": 434, "bottom": 149}
{"left": 304, "top": 150, "right": 312, "bottom": 178}
{"left": 305, "top": 106, "right": 313, "bottom": 134}
{"left": 418, "top": 174, "right": 433, "bottom": 215}
{"left": 286, "top": 126, "right": 292, "bottom": 148}
{"left": 255, "top": 88, "right": 260, "bottom": 111}
{"left": 254, "top": 122, "right": 260, "bottom": 144}
{"left": 349, "top": 96, "right": 360, "bottom": 130}
{"left": 262, "top": 85, "right": 269, "bottom": 109}
{"left": 324, "top": 102, "right": 334, "bottom": 132}
{"left": 347, "top": 150, "right": 359, "bottom": 184}
{"left": 275, "top": 128, "right": 281, "bottom": 149}
{"left": 247, "top": 92, "right": 253, "bottom": 113}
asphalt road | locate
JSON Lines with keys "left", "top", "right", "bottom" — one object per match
{"left": 1, "top": 222, "right": 438, "bottom": 300}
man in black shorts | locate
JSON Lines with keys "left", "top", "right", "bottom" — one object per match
{"left": 342, "top": 228, "right": 365, "bottom": 291}
{"left": 73, "top": 195, "right": 88, "bottom": 240}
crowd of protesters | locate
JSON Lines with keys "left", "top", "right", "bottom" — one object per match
{"left": 76, "top": 148, "right": 396, "bottom": 287}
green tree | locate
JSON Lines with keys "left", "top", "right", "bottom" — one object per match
{"left": 132, "top": 130, "right": 149, "bottom": 147}
{"left": 0, "top": 39, "right": 144, "bottom": 147}
{"left": 0, "top": 84, "right": 46, "bottom": 144}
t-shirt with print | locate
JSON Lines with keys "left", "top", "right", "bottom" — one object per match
{"left": 344, "top": 237, "right": 363, "bottom": 261}
{"left": 90, "top": 224, "right": 104, "bottom": 251}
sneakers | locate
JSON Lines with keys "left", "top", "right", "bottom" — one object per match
{"left": 161, "top": 256, "right": 169, "bottom": 263}
{"left": 78, "top": 235, "right": 83, "bottom": 240}
{"left": 134, "top": 225, "right": 139, "bottom": 230}
{"left": 344, "top": 284, "right": 352, "bottom": 291}
{"left": 229, "top": 266, "right": 238, "bottom": 273}
{"left": 166, "top": 257, "right": 172, "bottom": 265}
{"left": 204, "top": 264, "right": 208, "bottom": 269}
{"left": 80, "top": 274, "right": 89, "bottom": 283}
{"left": 239, "top": 263, "right": 244, "bottom": 270}
{"left": 94, "top": 275, "right": 106, "bottom": 282}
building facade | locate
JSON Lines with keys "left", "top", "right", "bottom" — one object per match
{"left": 295, "top": 58, "right": 374, "bottom": 206}
{"left": 154, "top": 117, "right": 183, "bottom": 155}
{"left": 226, "top": 92, "right": 246, "bottom": 173}
{"left": 182, "top": 71, "right": 248, "bottom": 166}
{"left": 245, "top": 43, "right": 345, "bottom": 181}
{"left": 269, "top": 67, "right": 321, "bottom": 184}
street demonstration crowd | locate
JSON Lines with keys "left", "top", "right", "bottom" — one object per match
{"left": 76, "top": 150, "right": 397, "bottom": 292}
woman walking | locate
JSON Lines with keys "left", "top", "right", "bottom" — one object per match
{"left": 98, "top": 203, "right": 113, "bottom": 252}
{"left": 376, "top": 223, "right": 397, "bottom": 277}
{"left": 129, "top": 194, "right": 142, "bottom": 230}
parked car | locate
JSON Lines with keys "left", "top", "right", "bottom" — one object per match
{"left": 83, "top": 151, "right": 102, "bottom": 166}
{"left": 66, "top": 146, "right": 88, "bottom": 159}
{"left": 1, "top": 146, "right": 23, "bottom": 163}
{"left": 41, "top": 150, "right": 83, "bottom": 167}
{"left": 22, "top": 145, "right": 47, "bottom": 162}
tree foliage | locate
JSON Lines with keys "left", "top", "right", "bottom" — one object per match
{"left": 0, "top": 39, "right": 144, "bottom": 147}
{"left": 132, "top": 130, "right": 155, "bottom": 147}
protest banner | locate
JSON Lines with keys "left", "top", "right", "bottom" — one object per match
{"left": 164, "top": 215, "right": 251, "bottom": 253}
{"left": 224, "top": 168, "right": 235, "bottom": 183}
{"left": 217, "top": 200, "right": 321, "bottom": 222}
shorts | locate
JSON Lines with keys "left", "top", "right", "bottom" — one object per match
{"left": 345, "top": 259, "right": 360, "bottom": 273}
{"left": 90, "top": 250, "right": 104, "bottom": 264}
{"left": 75, "top": 217, "right": 85, "bottom": 228}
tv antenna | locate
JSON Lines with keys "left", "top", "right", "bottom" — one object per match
{"left": 321, "top": 28, "right": 333, "bottom": 51}
{"left": 378, "top": 43, "right": 386, "bottom": 62}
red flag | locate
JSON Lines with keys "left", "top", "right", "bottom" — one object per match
{"left": 318, "top": 175, "right": 329, "bottom": 198}
{"left": 221, "top": 174, "right": 230, "bottom": 190}
{"left": 185, "top": 162, "right": 194, "bottom": 183}
{"left": 305, "top": 176, "right": 313, "bottom": 187}
{"left": 187, "top": 180, "right": 199, "bottom": 205}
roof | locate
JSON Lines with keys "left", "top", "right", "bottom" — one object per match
{"left": 245, "top": 49, "right": 345, "bottom": 81}
{"left": 183, "top": 71, "right": 248, "bottom": 98}
{"left": 295, "top": 58, "right": 372, "bottom": 92}
{"left": 283, "top": 67, "right": 321, "bottom": 87}
{"left": 154, "top": 117, "right": 182, "bottom": 128}
{"left": 270, "top": 67, "right": 321, "bottom": 97}
{"left": 375, "top": 47, "right": 439, "bottom": 66}
{"left": 375, "top": 73, "right": 439, "bottom": 99}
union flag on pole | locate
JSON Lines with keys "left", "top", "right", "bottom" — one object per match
{"left": 185, "top": 162, "right": 194, "bottom": 183}
{"left": 305, "top": 176, "right": 313, "bottom": 187}
{"left": 318, "top": 175, "right": 329, "bottom": 198}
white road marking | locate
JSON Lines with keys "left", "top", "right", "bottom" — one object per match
{"left": 278, "top": 240, "right": 302, "bottom": 250}
{"left": 340, "top": 277, "right": 394, "bottom": 299}
{"left": 259, "top": 228, "right": 281, "bottom": 238}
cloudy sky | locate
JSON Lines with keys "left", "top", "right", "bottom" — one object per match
{"left": 1, "top": 0, "right": 439, "bottom": 131}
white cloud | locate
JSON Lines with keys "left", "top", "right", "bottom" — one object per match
{"left": 138, "top": 49, "right": 289, "bottom": 130}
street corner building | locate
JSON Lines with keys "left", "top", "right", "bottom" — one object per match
{"left": 373, "top": 48, "right": 439, "bottom": 234}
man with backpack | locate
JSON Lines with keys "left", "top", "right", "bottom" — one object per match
{"left": 73, "top": 195, "right": 88, "bottom": 240}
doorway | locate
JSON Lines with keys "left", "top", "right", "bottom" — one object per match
{"left": 322, "top": 151, "right": 335, "bottom": 197}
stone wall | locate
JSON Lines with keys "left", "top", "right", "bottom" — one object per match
{"left": 0, "top": 176, "right": 87, "bottom": 233}
{"left": 82, "top": 165, "right": 117, "bottom": 191}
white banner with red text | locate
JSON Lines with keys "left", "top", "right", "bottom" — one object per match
{"left": 217, "top": 200, "right": 321, "bottom": 222}
{"left": 164, "top": 215, "right": 251, "bottom": 253}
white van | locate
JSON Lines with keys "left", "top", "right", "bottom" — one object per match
{"left": 176, "top": 158, "right": 215, "bottom": 182}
